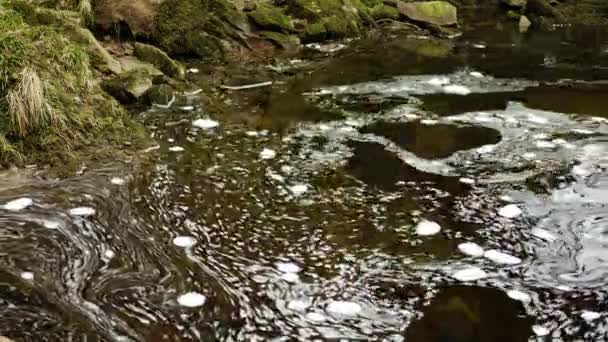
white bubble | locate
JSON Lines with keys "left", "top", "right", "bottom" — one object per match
{"left": 20, "top": 272, "right": 34, "bottom": 280}
{"left": 473, "top": 44, "right": 486, "bottom": 49}
{"left": 470, "top": 71, "right": 484, "bottom": 78}
{"left": 169, "top": 146, "right": 185, "bottom": 152}
{"left": 415, "top": 220, "right": 441, "bottom": 236}
{"left": 532, "top": 325, "right": 550, "bottom": 337}
{"left": 173, "top": 236, "right": 197, "bottom": 248}
{"left": 484, "top": 250, "right": 522, "bottom": 265}
{"left": 280, "top": 165, "right": 294, "bottom": 174}
{"left": 326, "top": 301, "right": 362, "bottom": 316}
{"left": 187, "top": 68, "right": 200, "bottom": 74}
{"left": 111, "top": 177, "right": 125, "bottom": 185}
{"left": 287, "top": 299, "right": 310, "bottom": 311}
{"left": 452, "top": 267, "right": 488, "bottom": 281}
{"left": 581, "top": 311, "right": 601, "bottom": 321}
{"left": 193, "top": 119, "right": 219, "bottom": 129}
{"left": 181, "top": 106, "right": 195, "bottom": 111}
{"left": 498, "top": 204, "right": 523, "bottom": 218}
{"left": 177, "top": 292, "right": 206, "bottom": 307}
{"left": 103, "top": 249, "right": 115, "bottom": 259}
{"left": 507, "top": 290, "right": 531, "bottom": 303}
{"left": 443, "top": 84, "right": 471, "bottom": 95}
{"left": 289, "top": 184, "right": 308, "bottom": 196}
{"left": 276, "top": 262, "right": 300, "bottom": 273}
{"left": 260, "top": 148, "right": 277, "bottom": 160}
{"left": 427, "top": 77, "right": 450, "bottom": 86}
{"left": 458, "top": 242, "right": 484, "bottom": 257}
{"left": 4, "top": 198, "right": 33, "bottom": 211}
{"left": 69, "top": 207, "right": 96, "bottom": 217}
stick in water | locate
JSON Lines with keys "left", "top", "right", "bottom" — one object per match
{"left": 220, "top": 81, "right": 273, "bottom": 90}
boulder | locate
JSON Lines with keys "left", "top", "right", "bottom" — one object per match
{"left": 519, "top": 15, "right": 531, "bottom": 32}
{"left": 94, "top": 0, "right": 164, "bottom": 36}
{"left": 133, "top": 42, "right": 185, "bottom": 79}
{"left": 101, "top": 69, "right": 153, "bottom": 104}
{"left": 248, "top": 3, "right": 294, "bottom": 32}
{"left": 396, "top": 1, "right": 458, "bottom": 26}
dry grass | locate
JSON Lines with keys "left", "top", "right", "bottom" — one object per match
{"left": 7, "top": 67, "right": 62, "bottom": 137}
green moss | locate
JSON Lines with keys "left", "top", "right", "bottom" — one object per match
{"left": 155, "top": 0, "right": 210, "bottom": 56}
{"left": 133, "top": 42, "right": 185, "bottom": 79}
{"left": 248, "top": 3, "right": 294, "bottom": 32}
{"left": 101, "top": 69, "right": 153, "bottom": 104}
{"left": 372, "top": 5, "right": 400, "bottom": 20}
{"left": 259, "top": 31, "right": 299, "bottom": 48}
{"left": 323, "top": 14, "right": 359, "bottom": 38}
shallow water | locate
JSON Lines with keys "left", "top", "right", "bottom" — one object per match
{"left": 2, "top": 25, "right": 608, "bottom": 341}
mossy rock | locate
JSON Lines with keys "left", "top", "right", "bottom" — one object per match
{"left": 248, "top": 3, "right": 294, "bottom": 32}
{"left": 259, "top": 31, "right": 300, "bottom": 49}
{"left": 372, "top": 4, "right": 400, "bottom": 20}
{"left": 133, "top": 42, "right": 185, "bottom": 79}
{"left": 396, "top": 1, "right": 458, "bottom": 26}
{"left": 101, "top": 69, "right": 153, "bottom": 104}
{"left": 323, "top": 14, "right": 360, "bottom": 38}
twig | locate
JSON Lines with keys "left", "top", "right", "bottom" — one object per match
{"left": 220, "top": 81, "right": 273, "bottom": 90}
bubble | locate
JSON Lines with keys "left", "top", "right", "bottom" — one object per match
{"left": 581, "top": 311, "right": 601, "bottom": 321}
{"left": 193, "top": 119, "right": 220, "bottom": 129}
{"left": 111, "top": 177, "right": 125, "bottom": 185}
{"left": 20, "top": 272, "right": 34, "bottom": 280}
{"left": 443, "top": 84, "right": 472, "bottom": 95}
{"left": 484, "top": 250, "right": 522, "bottom": 265}
{"left": 458, "top": 242, "right": 484, "bottom": 257}
{"left": 287, "top": 300, "right": 310, "bottom": 311}
{"left": 69, "top": 207, "right": 96, "bottom": 217}
{"left": 498, "top": 204, "right": 523, "bottom": 218}
{"left": 169, "top": 146, "right": 185, "bottom": 152}
{"left": 415, "top": 220, "right": 441, "bottom": 236}
{"left": 452, "top": 267, "right": 488, "bottom": 281}
{"left": 177, "top": 292, "right": 206, "bottom": 307}
{"left": 276, "top": 262, "right": 300, "bottom": 273}
{"left": 173, "top": 236, "right": 197, "bottom": 248}
{"left": 289, "top": 184, "right": 309, "bottom": 196}
{"left": 532, "top": 325, "right": 550, "bottom": 337}
{"left": 260, "top": 148, "right": 277, "bottom": 160}
{"left": 507, "top": 290, "right": 531, "bottom": 303}
{"left": 326, "top": 301, "right": 362, "bottom": 316}
{"left": 4, "top": 198, "right": 33, "bottom": 211}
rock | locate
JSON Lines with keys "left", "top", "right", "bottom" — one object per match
{"left": 72, "top": 27, "right": 123, "bottom": 75}
{"left": 145, "top": 84, "right": 174, "bottom": 105}
{"left": 519, "top": 15, "right": 531, "bottom": 32}
{"left": 526, "top": 0, "right": 564, "bottom": 20}
{"left": 119, "top": 56, "right": 163, "bottom": 76}
{"left": 289, "top": 0, "right": 369, "bottom": 42}
{"left": 396, "top": 1, "right": 458, "bottom": 26}
{"left": 259, "top": 31, "right": 301, "bottom": 50}
{"left": 506, "top": 10, "right": 522, "bottom": 20}
{"left": 372, "top": 5, "right": 400, "bottom": 20}
{"left": 0, "top": 337, "right": 15, "bottom": 342}
{"left": 133, "top": 42, "right": 185, "bottom": 79}
{"left": 503, "top": 0, "right": 527, "bottom": 8}
{"left": 101, "top": 69, "right": 154, "bottom": 104}
{"left": 248, "top": 3, "right": 294, "bottom": 32}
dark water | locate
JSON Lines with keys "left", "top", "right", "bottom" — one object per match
{"left": 2, "top": 24, "right": 608, "bottom": 341}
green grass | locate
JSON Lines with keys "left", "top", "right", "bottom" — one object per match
{"left": 0, "top": 2, "right": 144, "bottom": 166}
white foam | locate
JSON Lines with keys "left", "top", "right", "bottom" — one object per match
{"left": 572, "top": 165, "right": 591, "bottom": 177}
{"left": 187, "top": 68, "right": 200, "bottom": 74}
{"left": 289, "top": 184, "right": 308, "bottom": 196}
{"left": 246, "top": 131, "right": 259, "bottom": 137}
{"left": 498, "top": 204, "right": 523, "bottom": 218}
{"left": 427, "top": 77, "right": 450, "bottom": 86}
{"left": 193, "top": 119, "right": 220, "bottom": 129}
{"left": 581, "top": 311, "right": 601, "bottom": 321}
{"left": 484, "top": 250, "right": 522, "bottom": 265}
{"left": 532, "top": 325, "right": 550, "bottom": 337}
{"left": 306, "top": 312, "right": 326, "bottom": 322}
{"left": 535, "top": 141, "right": 556, "bottom": 149}
{"left": 443, "top": 84, "right": 471, "bottom": 95}
{"left": 458, "top": 242, "right": 484, "bottom": 257}
{"left": 452, "top": 267, "right": 488, "bottom": 281}
{"left": 260, "top": 148, "right": 277, "bottom": 160}
{"left": 477, "top": 144, "right": 495, "bottom": 154}
{"left": 281, "top": 273, "right": 300, "bottom": 283}
{"left": 173, "top": 236, "right": 197, "bottom": 248}
{"left": 42, "top": 220, "right": 60, "bottom": 229}
{"left": 169, "top": 146, "right": 185, "bottom": 152}
{"left": 177, "top": 292, "right": 206, "bottom": 307}
{"left": 415, "top": 220, "right": 441, "bottom": 236}
{"left": 281, "top": 165, "right": 294, "bottom": 174}
{"left": 531, "top": 228, "right": 557, "bottom": 242}
{"left": 470, "top": 71, "right": 484, "bottom": 78}
{"left": 111, "top": 177, "right": 125, "bottom": 185}
{"left": 69, "top": 207, "right": 96, "bottom": 217}
{"left": 276, "top": 262, "right": 300, "bottom": 273}
{"left": 473, "top": 43, "right": 487, "bottom": 49}
{"left": 522, "top": 152, "right": 537, "bottom": 160}
{"left": 4, "top": 198, "right": 33, "bottom": 211}
{"left": 572, "top": 129, "right": 594, "bottom": 135}
{"left": 507, "top": 290, "right": 531, "bottom": 303}
{"left": 20, "top": 272, "right": 34, "bottom": 280}
{"left": 527, "top": 115, "right": 549, "bottom": 124}
{"left": 181, "top": 106, "right": 194, "bottom": 111}
{"left": 287, "top": 300, "right": 310, "bottom": 311}
{"left": 459, "top": 177, "right": 475, "bottom": 185}
{"left": 326, "top": 301, "right": 362, "bottom": 316}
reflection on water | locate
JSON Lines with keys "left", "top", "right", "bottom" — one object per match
{"left": 2, "top": 25, "right": 608, "bottom": 341}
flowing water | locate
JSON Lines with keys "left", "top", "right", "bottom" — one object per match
{"left": 2, "top": 24, "right": 608, "bottom": 341}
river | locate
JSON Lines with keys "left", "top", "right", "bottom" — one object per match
{"left": 1, "top": 23, "right": 608, "bottom": 341}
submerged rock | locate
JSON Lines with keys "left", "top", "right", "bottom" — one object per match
{"left": 396, "top": 1, "right": 458, "bottom": 27}
{"left": 145, "top": 84, "right": 174, "bottom": 106}
{"left": 101, "top": 69, "right": 154, "bottom": 104}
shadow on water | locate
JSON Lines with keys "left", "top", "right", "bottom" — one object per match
{"left": 404, "top": 286, "right": 534, "bottom": 342}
